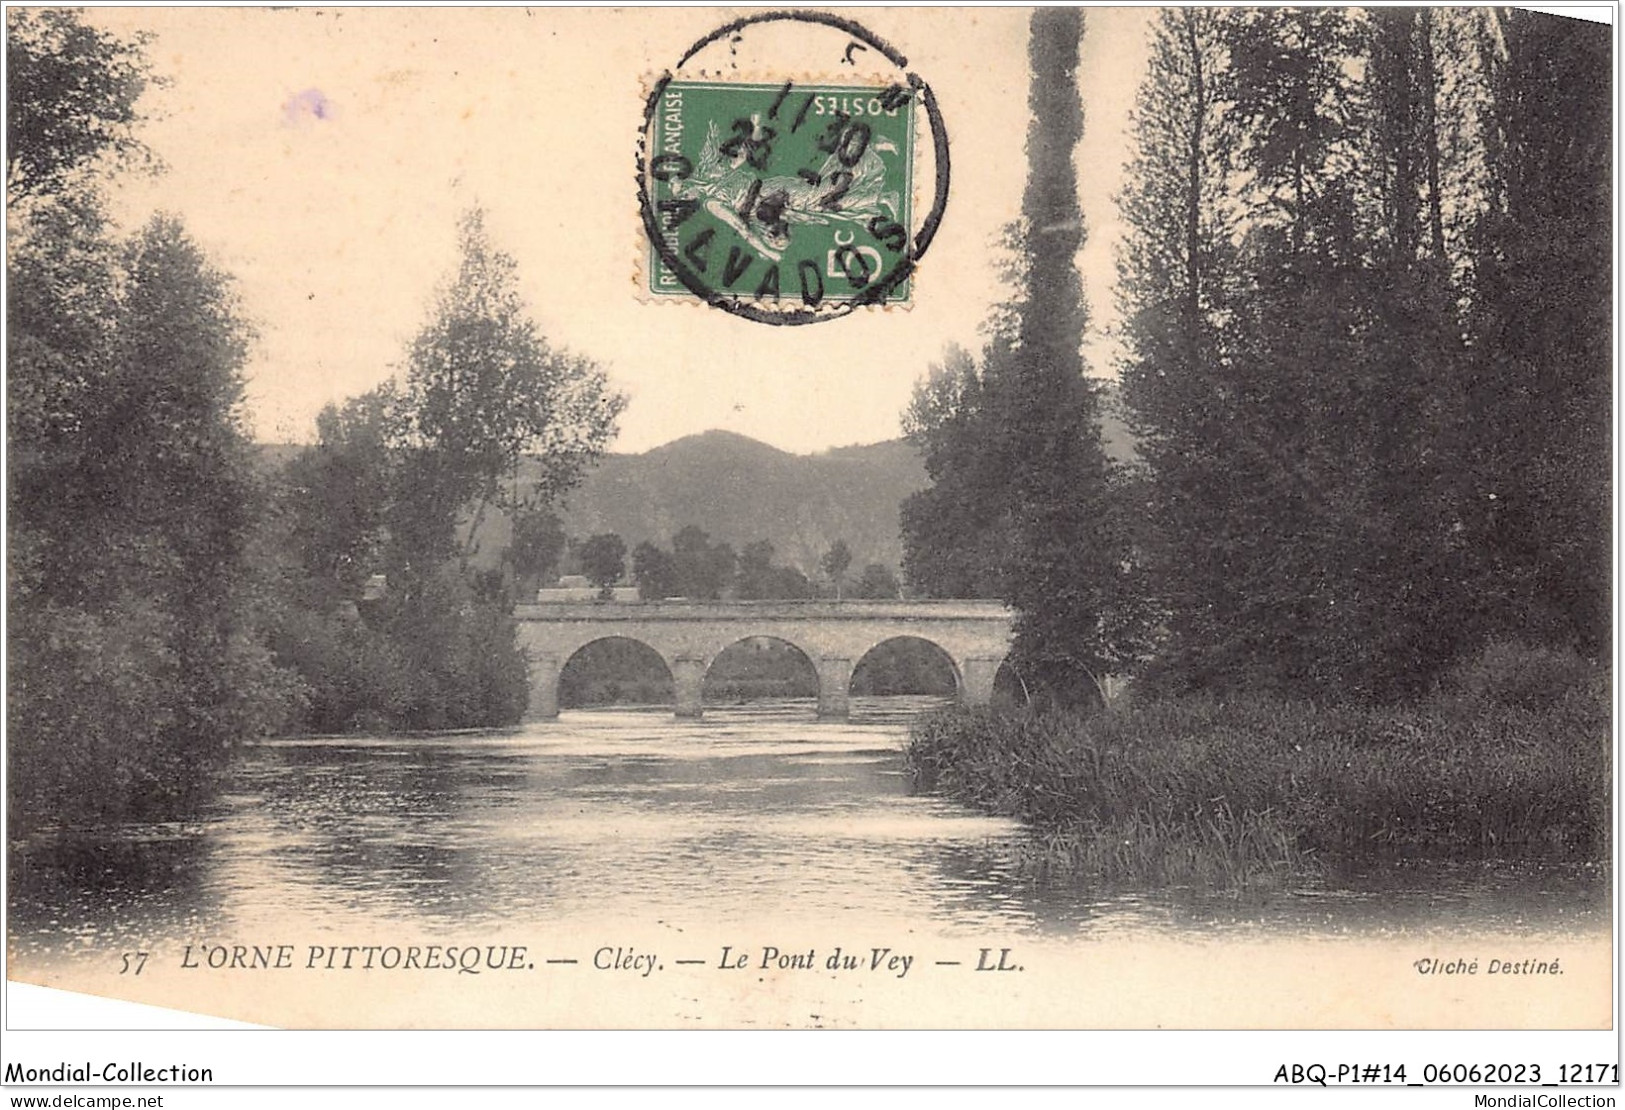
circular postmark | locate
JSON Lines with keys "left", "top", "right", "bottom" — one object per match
{"left": 637, "top": 11, "right": 950, "bottom": 325}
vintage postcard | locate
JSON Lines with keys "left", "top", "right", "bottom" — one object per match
{"left": 4, "top": 3, "right": 1615, "bottom": 1091}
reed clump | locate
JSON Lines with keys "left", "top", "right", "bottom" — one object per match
{"left": 906, "top": 648, "right": 1609, "bottom": 889}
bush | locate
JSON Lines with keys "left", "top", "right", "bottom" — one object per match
{"left": 382, "top": 570, "right": 529, "bottom": 731}
{"left": 266, "top": 606, "right": 411, "bottom": 734}
{"left": 9, "top": 588, "right": 314, "bottom": 839}
{"left": 10, "top": 598, "right": 178, "bottom": 836}
{"left": 8, "top": 593, "right": 309, "bottom": 837}
{"left": 266, "top": 566, "right": 530, "bottom": 734}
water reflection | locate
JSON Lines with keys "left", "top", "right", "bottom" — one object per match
{"left": 8, "top": 698, "right": 1609, "bottom": 969}
{"left": 9, "top": 825, "right": 225, "bottom": 962}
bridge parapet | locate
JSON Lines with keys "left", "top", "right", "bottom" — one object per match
{"left": 515, "top": 599, "right": 1013, "bottom": 622}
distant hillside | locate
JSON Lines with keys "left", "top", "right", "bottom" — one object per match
{"left": 533, "top": 430, "right": 928, "bottom": 575}
{"left": 266, "top": 382, "right": 1138, "bottom": 580}
{"left": 510, "top": 383, "right": 1135, "bottom": 576}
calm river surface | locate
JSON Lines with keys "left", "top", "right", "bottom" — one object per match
{"left": 10, "top": 697, "right": 1608, "bottom": 969}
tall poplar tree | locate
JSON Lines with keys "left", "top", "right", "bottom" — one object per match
{"left": 997, "top": 6, "right": 1133, "bottom": 696}
{"left": 1463, "top": 9, "right": 1611, "bottom": 659}
{"left": 900, "top": 10, "right": 1136, "bottom": 696}
{"left": 1117, "top": 8, "right": 1246, "bottom": 686}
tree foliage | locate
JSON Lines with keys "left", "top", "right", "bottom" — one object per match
{"left": 8, "top": 12, "right": 308, "bottom": 833}
{"left": 6, "top": 8, "right": 156, "bottom": 204}
{"left": 629, "top": 531, "right": 825, "bottom": 601}
{"left": 11, "top": 194, "right": 300, "bottom": 827}
{"left": 670, "top": 525, "right": 737, "bottom": 600}
{"left": 278, "top": 393, "right": 394, "bottom": 604}
{"left": 577, "top": 533, "right": 627, "bottom": 591}
{"left": 394, "top": 207, "right": 625, "bottom": 569}
{"left": 820, "top": 539, "right": 853, "bottom": 599}
{"left": 509, "top": 507, "right": 568, "bottom": 597}
{"left": 852, "top": 563, "right": 901, "bottom": 600}
{"left": 1117, "top": 7, "right": 1609, "bottom": 699}
{"left": 736, "top": 540, "right": 814, "bottom": 600}
{"left": 264, "top": 208, "right": 627, "bottom": 731}
{"left": 632, "top": 541, "right": 680, "bottom": 601}
{"left": 899, "top": 343, "right": 1010, "bottom": 598}
{"left": 1461, "top": 8, "right": 1611, "bottom": 660}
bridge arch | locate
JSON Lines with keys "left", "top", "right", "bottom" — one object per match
{"left": 558, "top": 635, "right": 675, "bottom": 710}
{"left": 702, "top": 635, "right": 820, "bottom": 710}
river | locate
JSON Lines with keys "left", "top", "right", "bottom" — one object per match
{"left": 6, "top": 698, "right": 1611, "bottom": 1028}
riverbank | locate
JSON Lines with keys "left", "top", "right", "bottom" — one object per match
{"left": 905, "top": 668, "right": 1610, "bottom": 890}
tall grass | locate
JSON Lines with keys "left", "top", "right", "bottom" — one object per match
{"left": 906, "top": 649, "right": 1609, "bottom": 889}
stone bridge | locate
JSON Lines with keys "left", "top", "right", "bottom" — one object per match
{"left": 514, "top": 599, "right": 1014, "bottom": 719}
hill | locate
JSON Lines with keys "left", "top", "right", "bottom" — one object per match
{"left": 532, "top": 430, "right": 928, "bottom": 574}
{"left": 265, "top": 383, "right": 1138, "bottom": 580}
{"left": 509, "top": 383, "right": 1135, "bottom": 576}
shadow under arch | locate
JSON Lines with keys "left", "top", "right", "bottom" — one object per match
{"left": 558, "top": 636, "right": 674, "bottom": 710}
{"left": 703, "top": 635, "right": 819, "bottom": 710}
{"left": 991, "top": 658, "right": 1106, "bottom": 711}
{"left": 850, "top": 635, "right": 960, "bottom": 696}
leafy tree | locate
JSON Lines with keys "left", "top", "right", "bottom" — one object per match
{"left": 8, "top": 14, "right": 285, "bottom": 831}
{"left": 393, "top": 206, "right": 624, "bottom": 571}
{"left": 270, "top": 206, "right": 629, "bottom": 730}
{"left": 632, "top": 541, "right": 679, "bottom": 601}
{"left": 899, "top": 343, "right": 1009, "bottom": 598}
{"left": 671, "top": 525, "right": 735, "bottom": 599}
{"left": 1200, "top": 8, "right": 1421, "bottom": 695}
{"left": 509, "top": 507, "right": 568, "bottom": 597}
{"left": 852, "top": 563, "right": 901, "bottom": 600}
{"left": 770, "top": 565, "right": 814, "bottom": 600}
{"left": 736, "top": 540, "right": 780, "bottom": 599}
{"left": 261, "top": 603, "right": 410, "bottom": 734}
{"left": 1116, "top": 7, "right": 1246, "bottom": 686}
{"left": 1225, "top": 9, "right": 1363, "bottom": 256}
{"left": 734, "top": 539, "right": 811, "bottom": 600}
{"left": 6, "top": 8, "right": 156, "bottom": 203}
{"left": 279, "top": 392, "right": 394, "bottom": 605}
{"left": 10, "top": 209, "right": 303, "bottom": 828}
{"left": 375, "top": 566, "right": 529, "bottom": 731}
{"left": 1352, "top": 7, "right": 1479, "bottom": 685}
{"left": 108, "top": 218, "right": 285, "bottom": 722}
{"left": 577, "top": 533, "right": 627, "bottom": 593}
{"left": 1218, "top": 7, "right": 1533, "bottom": 696}
{"left": 728, "top": 539, "right": 812, "bottom": 598}
{"left": 1461, "top": 9, "right": 1611, "bottom": 660}
{"left": 820, "top": 539, "right": 853, "bottom": 600}
{"left": 263, "top": 207, "right": 628, "bottom": 731}
{"left": 1118, "top": 7, "right": 1607, "bottom": 699}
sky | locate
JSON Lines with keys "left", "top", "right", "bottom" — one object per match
{"left": 90, "top": 7, "right": 1153, "bottom": 454}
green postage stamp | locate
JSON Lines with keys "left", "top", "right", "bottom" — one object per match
{"left": 643, "top": 80, "right": 918, "bottom": 314}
